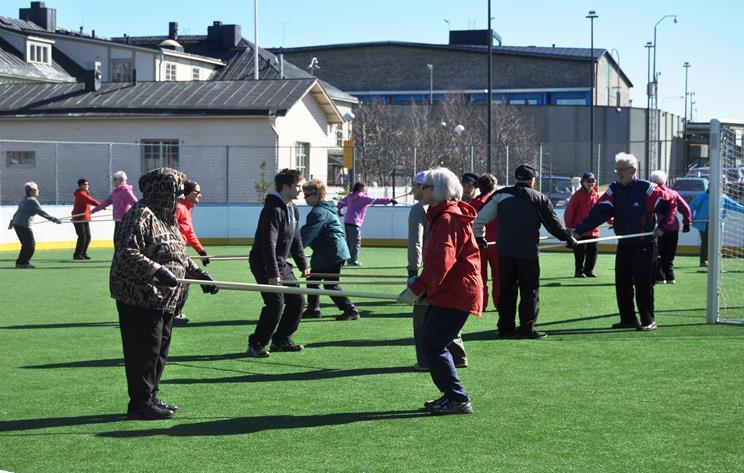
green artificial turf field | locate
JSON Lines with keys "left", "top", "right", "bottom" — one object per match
{"left": 0, "top": 247, "right": 742, "bottom": 473}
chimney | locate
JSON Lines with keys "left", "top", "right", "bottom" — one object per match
{"left": 207, "top": 21, "right": 241, "bottom": 49}
{"left": 168, "top": 22, "right": 178, "bottom": 40}
{"left": 132, "top": 68, "right": 137, "bottom": 85}
{"left": 19, "top": 1, "right": 57, "bottom": 32}
{"left": 84, "top": 62, "right": 102, "bottom": 92}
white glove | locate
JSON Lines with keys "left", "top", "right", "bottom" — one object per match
{"left": 397, "top": 288, "right": 420, "bottom": 305}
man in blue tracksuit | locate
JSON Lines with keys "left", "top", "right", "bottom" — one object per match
{"left": 574, "top": 153, "right": 670, "bottom": 332}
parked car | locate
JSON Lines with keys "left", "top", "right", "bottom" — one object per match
{"left": 672, "top": 177, "right": 708, "bottom": 204}
{"left": 686, "top": 166, "right": 744, "bottom": 184}
{"left": 538, "top": 175, "right": 574, "bottom": 207}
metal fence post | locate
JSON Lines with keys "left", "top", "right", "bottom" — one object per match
{"left": 225, "top": 145, "right": 230, "bottom": 203}
{"left": 413, "top": 146, "right": 417, "bottom": 176}
{"left": 538, "top": 144, "right": 543, "bottom": 192}
{"left": 54, "top": 142, "right": 59, "bottom": 204}
{"left": 108, "top": 143, "right": 113, "bottom": 192}
{"left": 470, "top": 146, "right": 474, "bottom": 173}
{"left": 505, "top": 145, "right": 509, "bottom": 186}
{"left": 597, "top": 143, "right": 601, "bottom": 186}
{"left": 159, "top": 142, "right": 164, "bottom": 168}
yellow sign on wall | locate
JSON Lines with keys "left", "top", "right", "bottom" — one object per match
{"left": 343, "top": 140, "right": 355, "bottom": 169}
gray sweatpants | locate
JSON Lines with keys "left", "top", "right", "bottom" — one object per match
{"left": 345, "top": 224, "right": 361, "bottom": 264}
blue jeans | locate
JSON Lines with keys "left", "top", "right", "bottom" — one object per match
{"left": 420, "top": 305, "right": 470, "bottom": 402}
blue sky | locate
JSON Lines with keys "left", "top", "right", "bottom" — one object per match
{"left": 4, "top": 0, "right": 742, "bottom": 121}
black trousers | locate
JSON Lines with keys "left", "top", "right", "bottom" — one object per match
{"left": 113, "top": 221, "right": 121, "bottom": 249}
{"left": 249, "top": 259, "right": 304, "bottom": 347}
{"left": 305, "top": 262, "right": 356, "bottom": 313}
{"left": 699, "top": 224, "right": 709, "bottom": 265}
{"left": 497, "top": 255, "right": 540, "bottom": 335}
{"left": 615, "top": 242, "right": 657, "bottom": 326}
{"left": 73, "top": 221, "right": 91, "bottom": 257}
{"left": 573, "top": 239, "right": 598, "bottom": 274}
{"left": 116, "top": 301, "right": 174, "bottom": 409}
{"left": 656, "top": 231, "right": 679, "bottom": 282}
{"left": 14, "top": 225, "right": 35, "bottom": 265}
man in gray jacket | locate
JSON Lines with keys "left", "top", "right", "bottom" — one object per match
{"left": 407, "top": 171, "right": 467, "bottom": 370}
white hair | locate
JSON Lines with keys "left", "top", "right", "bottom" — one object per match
{"left": 649, "top": 170, "right": 668, "bottom": 185}
{"left": 424, "top": 167, "right": 462, "bottom": 203}
{"left": 112, "top": 170, "right": 128, "bottom": 183}
{"left": 24, "top": 181, "right": 38, "bottom": 195}
{"left": 615, "top": 152, "right": 639, "bottom": 170}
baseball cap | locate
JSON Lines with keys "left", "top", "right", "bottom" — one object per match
{"left": 514, "top": 164, "right": 537, "bottom": 180}
{"left": 412, "top": 171, "right": 427, "bottom": 185}
{"left": 582, "top": 172, "right": 596, "bottom": 181}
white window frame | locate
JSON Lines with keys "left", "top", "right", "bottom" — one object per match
{"left": 111, "top": 58, "right": 134, "bottom": 82}
{"left": 192, "top": 67, "right": 200, "bottom": 81}
{"left": 165, "top": 63, "right": 177, "bottom": 81}
{"left": 295, "top": 142, "right": 309, "bottom": 175}
{"left": 26, "top": 41, "right": 51, "bottom": 65}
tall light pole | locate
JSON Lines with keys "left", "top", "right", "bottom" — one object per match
{"left": 651, "top": 14, "right": 677, "bottom": 170}
{"left": 253, "top": 0, "right": 259, "bottom": 80}
{"left": 586, "top": 10, "right": 598, "bottom": 171}
{"left": 683, "top": 62, "right": 691, "bottom": 126}
{"left": 644, "top": 41, "right": 653, "bottom": 178}
{"left": 486, "top": 0, "right": 493, "bottom": 173}
{"left": 426, "top": 64, "right": 433, "bottom": 105}
{"left": 689, "top": 92, "right": 696, "bottom": 121}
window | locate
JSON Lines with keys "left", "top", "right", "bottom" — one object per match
{"left": 6, "top": 151, "right": 36, "bottom": 168}
{"left": 141, "top": 140, "right": 179, "bottom": 172}
{"left": 111, "top": 59, "right": 133, "bottom": 82}
{"left": 295, "top": 142, "right": 309, "bottom": 175}
{"left": 165, "top": 63, "right": 177, "bottom": 81}
{"left": 336, "top": 129, "right": 344, "bottom": 147}
{"left": 192, "top": 67, "right": 200, "bottom": 81}
{"left": 27, "top": 42, "right": 51, "bottom": 65}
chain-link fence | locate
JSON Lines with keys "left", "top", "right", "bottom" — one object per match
{"left": 1, "top": 138, "right": 690, "bottom": 208}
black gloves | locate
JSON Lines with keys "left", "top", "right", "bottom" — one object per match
{"left": 407, "top": 269, "right": 418, "bottom": 278}
{"left": 197, "top": 272, "right": 219, "bottom": 294}
{"left": 682, "top": 223, "right": 691, "bottom": 233}
{"left": 53, "top": 217, "right": 62, "bottom": 224}
{"left": 566, "top": 234, "right": 578, "bottom": 249}
{"left": 391, "top": 199, "right": 398, "bottom": 205}
{"left": 198, "top": 250, "right": 210, "bottom": 266}
{"left": 154, "top": 267, "right": 178, "bottom": 287}
{"left": 476, "top": 236, "right": 488, "bottom": 250}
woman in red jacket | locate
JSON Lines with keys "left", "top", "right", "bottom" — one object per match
{"left": 564, "top": 172, "right": 600, "bottom": 277}
{"left": 398, "top": 167, "right": 482, "bottom": 416}
{"left": 71, "top": 178, "right": 101, "bottom": 260}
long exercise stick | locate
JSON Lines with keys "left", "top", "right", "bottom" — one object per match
{"left": 177, "top": 278, "right": 399, "bottom": 300}
{"left": 540, "top": 231, "right": 654, "bottom": 250}
{"left": 280, "top": 280, "right": 404, "bottom": 286}
{"left": 308, "top": 272, "right": 406, "bottom": 279}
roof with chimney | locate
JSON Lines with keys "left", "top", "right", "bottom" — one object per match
{"left": 0, "top": 78, "right": 343, "bottom": 123}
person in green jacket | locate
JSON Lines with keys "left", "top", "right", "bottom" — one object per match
{"left": 300, "top": 180, "right": 360, "bottom": 320}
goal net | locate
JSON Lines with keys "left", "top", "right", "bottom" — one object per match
{"left": 707, "top": 120, "right": 744, "bottom": 324}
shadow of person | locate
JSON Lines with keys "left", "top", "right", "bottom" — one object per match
{"left": 0, "top": 413, "right": 126, "bottom": 433}
{"left": 162, "top": 365, "right": 416, "bottom": 385}
{"left": 97, "top": 409, "right": 428, "bottom": 438}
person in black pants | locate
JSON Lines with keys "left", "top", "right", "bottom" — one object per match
{"left": 574, "top": 153, "right": 670, "bottom": 331}
{"left": 72, "top": 178, "right": 101, "bottom": 260}
{"left": 247, "top": 169, "right": 309, "bottom": 358}
{"left": 8, "top": 182, "right": 61, "bottom": 268}
{"left": 473, "top": 164, "right": 576, "bottom": 339}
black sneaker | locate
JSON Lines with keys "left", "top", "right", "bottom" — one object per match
{"left": 336, "top": 311, "right": 360, "bottom": 321}
{"left": 585, "top": 272, "right": 597, "bottom": 278}
{"left": 153, "top": 398, "right": 178, "bottom": 412}
{"left": 302, "top": 309, "right": 322, "bottom": 319}
{"left": 574, "top": 271, "right": 586, "bottom": 278}
{"left": 495, "top": 330, "right": 518, "bottom": 339}
{"left": 73, "top": 254, "right": 85, "bottom": 260}
{"left": 429, "top": 399, "right": 473, "bottom": 416}
{"left": 520, "top": 331, "right": 548, "bottom": 339}
{"left": 15, "top": 263, "right": 35, "bottom": 269}
{"left": 173, "top": 314, "right": 189, "bottom": 325}
{"left": 82, "top": 255, "right": 91, "bottom": 260}
{"left": 655, "top": 280, "right": 666, "bottom": 285}
{"left": 638, "top": 321, "right": 657, "bottom": 332}
{"left": 611, "top": 321, "right": 639, "bottom": 329}
{"left": 270, "top": 338, "right": 303, "bottom": 352}
{"left": 424, "top": 395, "right": 447, "bottom": 410}
{"left": 246, "top": 343, "right": 270, "bottom": 358}
{"left": 127, "top": 404, "right": 174, "bottom": 420}
{"left": 666, "top": 280, "right": 676, "bottom": 285}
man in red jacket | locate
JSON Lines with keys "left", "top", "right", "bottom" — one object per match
{"left": 174, "top": 180, "right": 209, "bottom": 325}
{"left": 71, "top": 178, "right": 101, "bottom": 260}
{"left": 564, "top": 172, "right": 600, "bottom": 277}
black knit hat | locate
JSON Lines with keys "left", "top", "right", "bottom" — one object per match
{"left": 515, "top": 164, "right": 537, "bottom": 180}
{"left": 461, "top": 173, "right": 478, "bottom": 185}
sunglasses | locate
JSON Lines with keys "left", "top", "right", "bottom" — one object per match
{"left": 422, "top": 184, "right": 433, "bottom": 190}
{"left": 304, "top": 192, "right": 317, "bottom": 198}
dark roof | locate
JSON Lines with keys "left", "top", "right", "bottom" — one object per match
{"left": 0, "top": 79, "right": 319, "bottom": 117}
{"left": 115, "top": 35, "right": 357, "bottom": 103}
{"left": 0, "top": 16, "right": 45, "bottom": 32}
{"left": 0, "top": 36, "right": 77, "bottom": 83}
{"left": 270, "top": 41, "right": 632, "bottom": 89}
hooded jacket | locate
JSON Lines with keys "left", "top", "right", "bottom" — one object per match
{"left": 336, "top": 191, "right": 394, "bottom": 227}
{"left": 109, "top": 168, "right": 210, "bottom": 313}
{"left": 250, "top": 193, "right": 308, "bottom": 279}
{"left": 689, "top": 190, "right": 744, "bottom": 232}
{"left": 564, "top": 186, "right": 600, "bottom": 237}
{"left": 92, "top": 183, "right": 138, "bottom": 220}
{"left": 300, "top": 200, "right": 350, "bottom": 269}
{"left": 409, "top": 200, "right": 483, "bottom": 316}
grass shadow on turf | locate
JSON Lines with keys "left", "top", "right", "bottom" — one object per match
{"left": 0, "top": 414, "right": 125, "bottom": 433}
{"left": 97, "top": 410, "right": 428, "bottom": 438}
{"left": 161, "top": 365, "right": 415, "bottom": 385}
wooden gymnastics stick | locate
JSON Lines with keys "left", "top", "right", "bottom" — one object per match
{"left": 177, "top": 278, "right": 399, "bottom": 300}
{"left": 308, "top": 272, "right": 406, "bottom": 279}
{"left": 486, "top": 235, "right": 553, "bottom": 247}
{"left": 540, "top": 231, "right": 655, "bottom": 250}
{"left": 192, "top": 255, "right": 249, "bottom": 261}
{"left": 279, "top": 280, "right": 404, "bottom": 286}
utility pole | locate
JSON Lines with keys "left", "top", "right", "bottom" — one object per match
{"left": 586, "top": 10, "right": 598, "bottom": 171}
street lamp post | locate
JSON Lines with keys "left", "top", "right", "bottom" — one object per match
{"left": 426, "top": 64, "right": 433, "bottom": 105}
{"left": 586, "top": 10, "right": 598, "bottom": 171}
{"left": 683, "top": 62, "right": 691, "bottom": 126}
{"left": 651, "top": 15, "right": 677, "bottom": 170}
{"left": 486, "top": 0, "right": 493, "bottom": 173}
{"left": 644, "top": 41, "right": 654, "bottom": 178}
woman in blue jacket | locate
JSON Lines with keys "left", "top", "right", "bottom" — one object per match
{"left": 689, "top": 188, "right": 744, "bottom": 267}
{"left": 300, "top": 180, "right": 360, "bottom": 320}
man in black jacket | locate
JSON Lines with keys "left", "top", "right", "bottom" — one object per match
{"left": 473, "top": 164, "right": 576, "bottom": 339}
{"left": 247, "top": 169, "right": 310, "bottom": 357}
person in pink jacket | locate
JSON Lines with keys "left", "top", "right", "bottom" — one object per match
{"left": 564, "top": 172, "right": 600, "bottom": 277}
{"left": 650, "top": 170, "right": 692, "bottom": 284}
{"left": 91, "top": 170, "right": 138, "bottom": 244}
{"left": 336, "top": 182, "right": 397, "bottom": 265}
